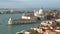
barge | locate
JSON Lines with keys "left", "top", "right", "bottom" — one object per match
{"left": 8, "top": 9, "right": 44, "bottom": 25}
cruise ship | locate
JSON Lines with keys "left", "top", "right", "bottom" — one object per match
{"left": 8, "top": 9, "right": 45, "bottom": 25}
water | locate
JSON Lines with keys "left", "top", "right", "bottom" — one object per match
{"left": 0, "top": 14, "right": 40, "bottom": 34}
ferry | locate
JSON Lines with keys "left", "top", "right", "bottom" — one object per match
{"left": 8, "top": 9, "right": 45, "bottom": 25}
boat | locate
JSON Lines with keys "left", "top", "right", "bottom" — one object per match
{"left": 16, "top": 30, "right": 26, "bottom": 34}
{"left": 8, "top": 9, "right": 44, "bottom": 25}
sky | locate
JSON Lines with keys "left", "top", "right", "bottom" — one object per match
{"left": 0, "top": 0, "right": 60, "bottom": 8}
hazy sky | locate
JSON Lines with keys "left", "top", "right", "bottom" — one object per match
{"left": 0, "top": 0, "right": 60, "bottom": 8}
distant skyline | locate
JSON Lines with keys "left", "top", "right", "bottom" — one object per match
{"left": 0, "top": 0, "right": 60, "bottom": 8}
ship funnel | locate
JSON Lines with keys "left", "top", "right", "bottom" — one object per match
{"left": 8, "top": 18, "right": 12, "bottom": 25}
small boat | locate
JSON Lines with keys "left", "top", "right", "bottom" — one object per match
{"left": 8, "top": 9, "right": 44, "bottom": 25}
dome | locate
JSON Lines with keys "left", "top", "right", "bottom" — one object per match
{"left": 39, "top": 9, "right": 43, "bottom": 14}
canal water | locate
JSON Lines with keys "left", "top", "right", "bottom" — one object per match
{"left": 0, "top": 14, "right": 40, "bottom": 34}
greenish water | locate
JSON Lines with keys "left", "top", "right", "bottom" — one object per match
{"left": 0, "top": 14, "right": 40, "bottom": 34}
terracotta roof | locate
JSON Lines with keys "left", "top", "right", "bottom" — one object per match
{"left": 27, "top": 29, "right": 40, "bottom": 34}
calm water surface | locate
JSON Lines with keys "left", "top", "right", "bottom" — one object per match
{"left": 0, "top": 14, "right": 40, "bottom": 34}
